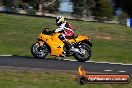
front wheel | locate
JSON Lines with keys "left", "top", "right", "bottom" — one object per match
{"left": 31, "top": 42, "right": 49, "bottom": 59}
{"left": 74, "top": 45, "right": 91, "bottom": 62}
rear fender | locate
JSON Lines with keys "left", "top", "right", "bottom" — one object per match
{"left": 75, "top": 35, "right": 89, "bottom": 42}
{"left": 75, "top": 35, "right": 92, "bottom": 46}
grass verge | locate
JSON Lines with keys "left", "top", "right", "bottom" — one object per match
{"left": 0, "top": 69, "right": 131, "bottom": 88}
{"left": 0, "top": 13, "right": 132, "bottom": 63}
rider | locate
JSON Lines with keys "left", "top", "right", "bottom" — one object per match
{"left": 52, "top": 16, "right": 76, "bottom": 55}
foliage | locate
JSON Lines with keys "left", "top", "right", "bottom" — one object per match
{"left": 3, "top": 0, "right": 19, "bottom": 8}
{"left": 72, "top": 0, "right": 96, "bottom": 18}
{"left": 46, "top": 0, "right": 59, "bottom": 13}
{"left": 95, "top": 0, "right": 114, "bottom": 20}
{"left": 114, "top": 0, "right": 132, "bottom": 17}
{"left": 19, "top": 2, "right": 29, "bottom": 9}
{"left": 26, "top": 7, "right": 36, "bottom": 15}
{"left": 28, "top": 0, "right": 38, "bottom": 9}
{"left": 2, "top": 0, "right": 19, "bottom": 13}
{"left": 118, "top": 12, "right": 130, "bottom": 25}
{"left": 72, "top": 0, "right": 83, "bottom": 17}
{"left": 0, "top": 0, "right": 3, "bottom": 6}
{"left": 7, "top": 7, "right": 19, "bottom": 13}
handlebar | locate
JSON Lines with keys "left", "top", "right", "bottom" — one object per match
{"left": 42, "top": 28, "right": 55, "bottom": 35}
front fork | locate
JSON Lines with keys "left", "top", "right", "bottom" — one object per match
{"left": 39, "top": 41, "right": 43, "bottom": 46}
{"left": 38, "top": 41, "right": 47, "bottom": 52}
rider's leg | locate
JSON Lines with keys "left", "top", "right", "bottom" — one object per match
{"left": 58, "top": 34, "right": 72, "bottom": 53}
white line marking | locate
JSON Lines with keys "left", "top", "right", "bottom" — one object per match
{"left": 63, "top": 59, "right": 70, "bottom": 61}
{"left": 118, "top": 71, "right": 126, "bottom": 73}
{"left": 109, "top": 63, "right": 123, "bottom": 65}
{"left": 69, "top": 60, "right": 77, "bottom": 62}
{"left": 104, "top": 70, "right": 112, "bottom": 72}
{"left": 0, "top": 55, "right": 13, "bottom": 56}
{"left": 121, "top": 64, "right": 132, "bottom": 66}
{"left": 86, "top": 61, "right": 94, "bottom": 62}
{"left": 96, "top": 62, "right": 110, "bottom": 64}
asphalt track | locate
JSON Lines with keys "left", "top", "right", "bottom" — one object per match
{"left": 0, "top": 56, "right": 132, "bottom": 74}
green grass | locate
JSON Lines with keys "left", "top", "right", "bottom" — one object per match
{"left": 0, "top": 13, "right": 132, "bottom": 63}
{"left": 0, "top": 69, "right": 131, "bottom": 88}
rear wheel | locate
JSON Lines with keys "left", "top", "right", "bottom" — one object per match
{"left": 74, "top": 45, "right": 91, "bottom": 62}
{"left": 31, "top": 42, "right": 49, "bottom": 59}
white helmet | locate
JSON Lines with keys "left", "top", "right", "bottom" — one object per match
{"left": 56, "top": 16, "right": 65, "bottom": 26}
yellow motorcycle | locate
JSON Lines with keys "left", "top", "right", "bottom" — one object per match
{"left": 31, "top": 28, "right": 92, "bottom": 62}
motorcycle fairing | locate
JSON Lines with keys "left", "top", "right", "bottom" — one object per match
{"left": 38, "top": 32, "right": 90, "bottom": 56}
{"left": 39, "top": 33, "right": 65, "bottom": 56}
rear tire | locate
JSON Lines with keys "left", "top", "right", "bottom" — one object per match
{"left": 31, "top": 42, "right": 49, "bottom": 59}
{"left": 74, "top": 45, "right": 91, "bottom": 62}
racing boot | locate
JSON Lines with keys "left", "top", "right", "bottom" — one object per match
{"left": 61, "top": 51, "right": 66, "bottom": 58}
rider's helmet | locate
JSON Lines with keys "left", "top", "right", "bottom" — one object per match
{"left": 56, "top": 16, "right": 65, "bottom": 26}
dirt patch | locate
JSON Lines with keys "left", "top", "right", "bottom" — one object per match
{"left": 96, "top": 36, "right": 113, "bottom": 40}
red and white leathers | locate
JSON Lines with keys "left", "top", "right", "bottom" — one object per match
{"left": 55, "top": 21, "right": 75, "bottom": 41}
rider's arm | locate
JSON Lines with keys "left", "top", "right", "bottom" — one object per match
{"left": 55, "top": 27, "right": 63, "bottom": 32}
{"left": 55, "top": 22, "right": 66, "bottom": 33}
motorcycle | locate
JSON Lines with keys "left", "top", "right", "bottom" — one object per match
{"left": 31, "top": 28, "right": 92, "bottom": 62}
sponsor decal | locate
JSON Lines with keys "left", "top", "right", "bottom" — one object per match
{"left": 76, "top": 66, "right": 131, "bottom": 85}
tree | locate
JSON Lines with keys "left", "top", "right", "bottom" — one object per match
{"left": 38, "top": 0, "right": 58, "bottom": 15}
{"left": 28, "top": 0, "right": 38, "bottom": 8}
{"left": 114, "top": 0, "right": 132, "bottom": 17}
{"left": 95, "top": 0, "right": 114, "bottom": 19}
{"left": 72, "top": 0, "right": 96, "bottom": 18}
{"left": 0, "top": 0, "right": 3, "bottom": 6}
{"left": 46, "top": 0, "right": 59, "bottom": 13}
{"left": 3, "top": 0, "right": 19, "bottom": 13}
{"left": 3, "top": 0, "right": 18, "bottom": 8}
{"left": 23, "top": 0, "right": 59, "bottom": 15}
{"left": 82, "top": 0, "right": 96, "bottom": 18}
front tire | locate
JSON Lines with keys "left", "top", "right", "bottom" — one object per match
{"left": 74, "top": 45, "right": 91, "bottom": 62}
{"left": 31, "top": 42, "right": 49, "bottom": 59}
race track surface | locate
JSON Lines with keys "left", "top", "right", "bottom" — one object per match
{"left": 0, "top": 56, "right": 132, "bottom": 74}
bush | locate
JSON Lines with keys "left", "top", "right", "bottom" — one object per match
{"left": 26, "top": 7, "right": 36, "bottom": 15}
{"left": 95, "top": 0, "right": 114, "bottom": 20}
{"left": 118, "top": 12, "right": 130, "bottom": 25}
{"left": 7, "top": 7, "right": 19, "bottom": 13}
